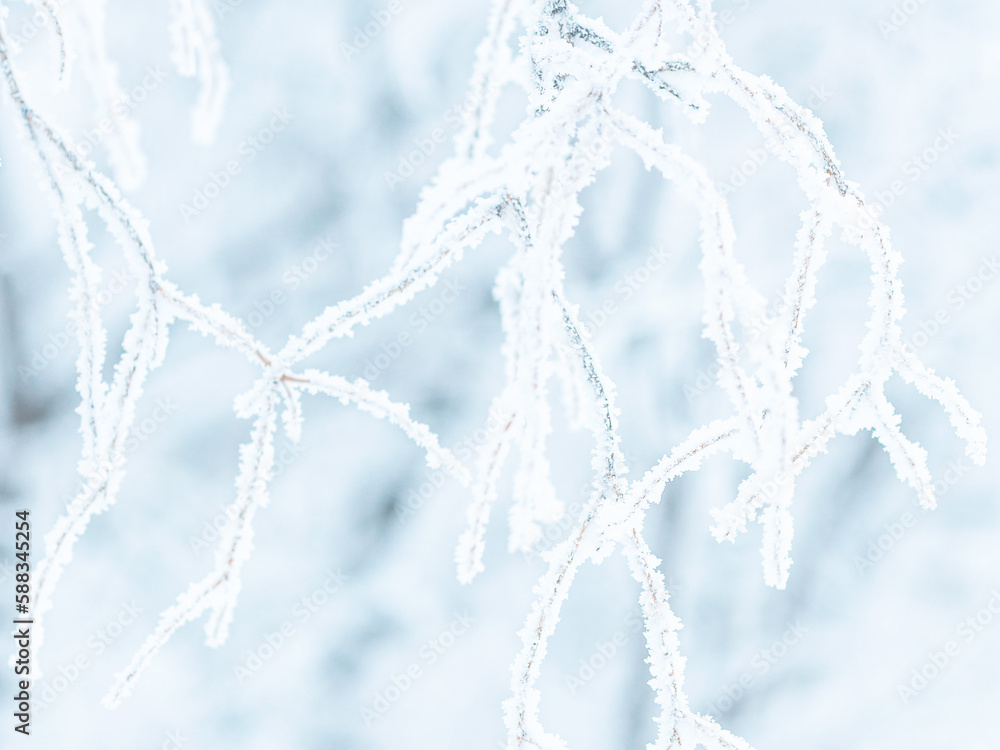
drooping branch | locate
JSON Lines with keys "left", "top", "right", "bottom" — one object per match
{"left": 0, "top": 1, "right": 985, "bottom": 742}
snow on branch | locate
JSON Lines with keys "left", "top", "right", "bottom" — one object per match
{"left": 0, "top": 0, "right": 986, "bottom": 744}
{"left": 64, "top": 0, "right": 147, "bottom": 189}
{"left": 167, "top": 0, "right": 229, "bottom": 144}
{"left": 26, "top": 0, "right": 70, "bottom": 85}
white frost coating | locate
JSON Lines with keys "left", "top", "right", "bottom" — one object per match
{"left": 65, "top": 0, "right": 146, "bottom": 189}
{"left": 0, "top": 25, "right": 176, "bottom": 675}
{"left": 864, "top": 389, "right": 935, "bottom": 509}
{"left": 605, "top": 109, "right": 768, "bottom": 458}
{"left": 455, "top": 398, "right": 516, "bottom": 584}
{"left": 291, "top": 370, "right": 472, "bottom": 486}
{"left": 0, "top": 0, "right": 987, "bottom": 739}
{"left": 623, "top": 529, "right": 754, "bottom": 750}
{"left": 280, "top": 198, "right": 503, "bottom": 364}
{"left": 103, "top": 575, "right": 222, "bottom": 708}
{"left": 453, "top": 0, "right": 522, "bottom": 161}
{"left": 891, "top": 344, "right": 988, "bottom": 465}
{"left": 26, "top": 0, "right": 72, "bottom": 86}
{"left": 202, "top": 392, "right": 279, "bottom": 648}
{"left": 167, "top": 0, "right": 229, "bottom": 144}
{"left": 0, "top": 2, "right": 480, "bottom": 697}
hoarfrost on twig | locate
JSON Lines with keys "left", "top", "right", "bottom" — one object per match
{"left": 0, "top": 0, "right": 986, "bottom": 743}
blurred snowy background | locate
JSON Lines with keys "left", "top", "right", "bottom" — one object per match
{"left": 1, "top": 0, "right": 998, "bottom": 748}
